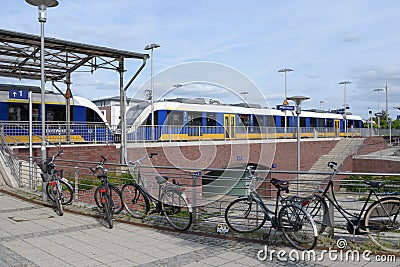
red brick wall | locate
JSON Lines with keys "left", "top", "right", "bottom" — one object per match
{"left": 357, "top": 136, "right": 388, "bottom": 155}
{"left": 353, "top": 159, "right": 400, "bottom": 173}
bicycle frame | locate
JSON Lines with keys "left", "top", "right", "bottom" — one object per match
{"left": 319, "top": 163, "right": 388, "bottom": 234}
{"left": 244, "top": 169, "right": 287, "bottom": 228}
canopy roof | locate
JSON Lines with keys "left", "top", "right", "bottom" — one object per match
{"left": 0, "top": 28, "right": 149, "bottom": 81}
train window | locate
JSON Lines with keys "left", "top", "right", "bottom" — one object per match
{"left": 86, "top": 108, "right": 102, "bottom": 123}
{"left": 187, "top": 111, "right": 203, "bottom": 126}
{"left": 300, "top": 117, "right": 306, "bottom": 127}
{"left": 326, "top": 119, "right": 333, "bottom": 127}
{"left": 267, "top": 116, "right": 275, "bottom": 127}
{"left": 280, "top": 116, "right": 287, "bottom": 128}
{"left": 166, "top": 111, "right": 183, "bottom": 126}
{"left": 309, "top": 117, "right": 317, "bottom": 127}
{"left": 239, "top": 114, "right": 250, "bottom": 127}
{"left": 206, "top": 113, "right": 217, "bottom": 126}
{"left": 255, "top": 115, "right": 264, "bottom": 127}
{"left": 8, "top": 103, "right": 29, "bottom": 121}
{"left": 46, "top": 105, "right": 66, "bottom": 121}
{"left": 144, "top": 111, "right": 159, "bottom": 126}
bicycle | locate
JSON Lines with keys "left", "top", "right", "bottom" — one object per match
{"left": 300, "top": 161, "right": 400, "bottom": 253}
{"left": 224, "top": 166, "right": 318, "bottom": 250}
{"left": 121, "top": 153, "right": 193, "bottom": 231}
{"left": 40, "top": 150, "right": 73, "bottom": 216}
{"left": 90, "top": 156, "right": 123, "bottom": 229}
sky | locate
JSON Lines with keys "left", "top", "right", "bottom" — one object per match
{"left": 1, "top": 0, "right": 400, "bottom": 119}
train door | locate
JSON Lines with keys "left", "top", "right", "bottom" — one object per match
{"left": 334, "top": 119, "right": 340, "bottom": 136}
{"left": 224, "top": 114, "right": 236, "bottom": 139}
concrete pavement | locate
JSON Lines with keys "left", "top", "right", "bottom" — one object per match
{"left": 0, "top": 189, "right": 398, "bottom": 267}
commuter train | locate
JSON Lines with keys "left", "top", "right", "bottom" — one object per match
{"left": 126, "top": 98, "right": 364, "bottom": 141}
{"left": 0, "top": 84, "right": 112, "bottom": 144}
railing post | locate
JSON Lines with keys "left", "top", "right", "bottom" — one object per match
{"left": 18, "top": 161, "right": 22, "bottom": 187}
{"left": 94, "top": 125, "right": 97, "bottom": 144}
{"left": 192, "top": 174, "right": 197, "bottom": 221}
{"left": 29, "top": 156, "right": 33, "bottom": 189}
{"left": 74, "top": 166, "right": 79, "bottom": 202}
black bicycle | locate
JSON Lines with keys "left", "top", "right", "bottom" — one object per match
{"left": 40, "top": 150, "right": 73, "bottom": 216}
{"left": 224, "top": 166, "right": 318, "bottom": 250}
{"left": 121, "top": 153, "right": 193, "bottom": 231}
{"left": 301, "top": 161, "right": 400, "bottom": 253}
{"left": 90, "top": 156, "right": 122, "bottom": 229}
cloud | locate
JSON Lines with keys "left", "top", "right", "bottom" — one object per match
{"left": 341, "top": 32, "right": 364, "bottom": 42}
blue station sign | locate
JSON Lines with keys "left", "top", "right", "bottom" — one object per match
{"left": 277, "top": 105, "right": 295, "bottom": 111}
{"left": 9, "top": 89, "right": 29, "bottom": 100}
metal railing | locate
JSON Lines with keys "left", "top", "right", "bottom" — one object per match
{"left": 0, "top": 121, "right": 115, "bottom": 145}
{"left": 11, "top": 156, "right": 400, "bottom": 237}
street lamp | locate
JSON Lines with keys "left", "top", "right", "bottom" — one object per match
{"left": 287, "top": 95, "right": 310, "bottom": 196}
{"left": 339, "top": 81, "right": 351, "bottom": 134}
{"left": 319, "top": 100, "right": 324, "bottom": 110}
{"left": 278, "top": 68, "right": 293, "bottom": 138}
{"left": 240, "top": 91, "right": 249, "bottom": 102}
{"left": 373, "top": 88, "right": 384, "bottom": 135}
{"left": 144, "top": 43, "right": 161, "bottom": 141}
{"left": 26, "top": 0, "right": 58, "bottom": 201}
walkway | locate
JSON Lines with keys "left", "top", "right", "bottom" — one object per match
{"left": 0, "top": 189, "right": 397, "bottom": 267}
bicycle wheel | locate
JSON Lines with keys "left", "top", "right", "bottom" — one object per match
{"left": 278, "top": 204, "right": 317, "bottom": 251}
{"left": 46, "top": 179, "right": 73, "bottom": 205}
{"left": 55, "top": 189, "right": 64, "bottom": 216}
{"left": 161, "top": 188, "right": 192, "bottom": 231}
{"left": 104, "top": 195, "right": 114, "bottom": 229}
{"left": 94, "top": 184, "right": 123, "bottom": 214}
{"left": 297, "top": 195, "right": 328, "bottom": 235}
{"left": 121, "top": 183, "right": 150, "bottom": 219}
{"left": 364, "top": 197, "right": 400, "bottom": 253}
{"left": 225, "top": 197, "right": 267, "bottom": 233}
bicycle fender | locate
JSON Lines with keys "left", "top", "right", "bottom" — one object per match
{"left": 299, "top": 206, "right": 319, "bottom": 237}
{"left": 180, "top": 192, "right": 193, "bottom": 213}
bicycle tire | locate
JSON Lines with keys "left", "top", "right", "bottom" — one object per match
{"left": 364, "top": 197, "right": 400, "bottom": 253}
{"left": 104, "top": 195, "right": 114, "bottom": 229}
{"left": 55, "top": 189, "right": 63, "bottom": 216}
{"left": 278, "top": 204, "right": 318, "bottom": 251}
{"left": 161, "top": 188, "right": 192, "bottom": 231}
{"left": 94, "top": 184, "right": 123, "bottom": 214}
{"left": 225, "top": 197, "right": 267, "bottom": 233}
{"left": 121, "top": 183, "right": 150, "bottom": 219}
{"left": 46, "top": 179, "right": 73, "bottom": 205}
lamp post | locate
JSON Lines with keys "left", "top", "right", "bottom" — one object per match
{"left": 373, "top": 88, "right": 384, "bottom": 135}
{"left": 287, "top": 95, "right": 310, "bottom": 196}
{"left": 339, "top": 81, "right": 351, "bottom": 134}
{"left": 241, "top": 91, "right": 248, "bottom": 102}
{"left": 26, "top": 0, "right": 58, "bottom": 201}
{"left": 278, "top": 68, "right": 293, "bottom": 138}
{"left": 144, "top": 43, "right": 160, "bottom": 141}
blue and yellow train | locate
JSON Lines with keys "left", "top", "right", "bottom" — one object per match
{"left": 126, "top": 98, "right": 364, "bottom": 141}
{"left": 0, "top": 84, "right": 112, "bottom": 144}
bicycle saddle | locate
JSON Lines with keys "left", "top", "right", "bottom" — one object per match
{"left": 364, "top": 180, "right": 385, "bottom": 189}
{"left": 270, "top": 178, "right": 289, "bottom": 191}
{"left": 155, "top": 176, "right": 168, "bottom": 185}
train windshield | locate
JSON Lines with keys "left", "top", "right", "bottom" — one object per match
{"left": 126, "top": 102, "right": 149, "bottom": 127}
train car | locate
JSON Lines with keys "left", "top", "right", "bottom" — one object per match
{"left": 126, "top": 98, "right": 364, "bottom": 141}
{"left": 0, "top": 84, "right": 112, "bottom": 144}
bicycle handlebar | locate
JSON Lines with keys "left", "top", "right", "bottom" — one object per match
{"left": 128, "top": 153, "right": 158, "bottom": 168}
{"left": 90, "top": 156, "right": 108, "bottom": 175}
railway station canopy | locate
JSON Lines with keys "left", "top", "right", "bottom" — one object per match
{"left": 0, "top": 28, "right": 149, "bottom": 81}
